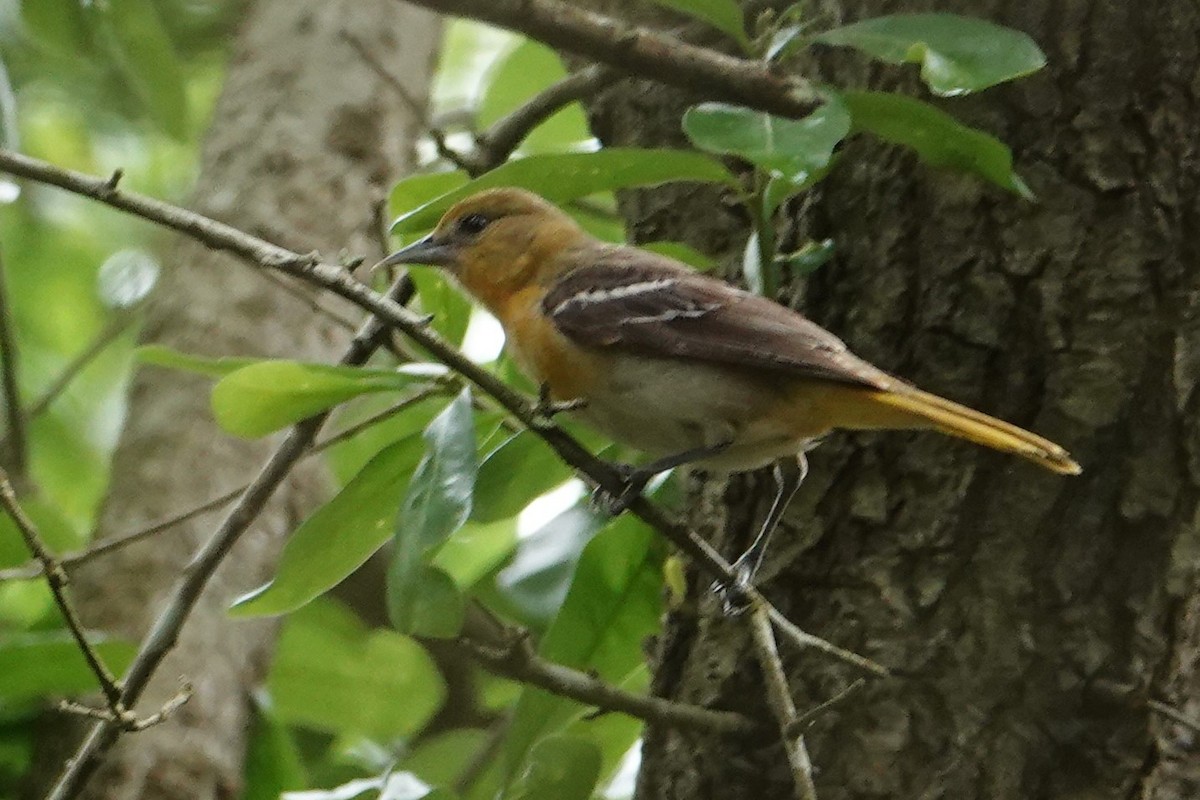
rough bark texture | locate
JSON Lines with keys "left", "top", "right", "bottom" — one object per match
{"left": 25, "top": 2, "right": 438, "bottom": 798}
{"left": 585, "top": 1, "right": 1199, "bottom": 798}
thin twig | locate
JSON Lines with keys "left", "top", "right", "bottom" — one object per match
{"left": 0, "top": 252, "right": 27, "bottom": 476}
{"left": 0, "top": 471, "right": 126, "bottom": 716}
{"left": 453, "top": 713, "right": 511, "bottom": 797}
{"left": 748, "top": 600, "right": 817, "bottom": 800}
{"left": 1149, "top": 698, "right": 1200, "bottom": 736}
{"left": 0, "top": 383, "right": 447, "bottom": 582}
{"left": 458, "top": 625, "right": 757, "bottom": 735}
{"left": 474, "top": 65, "right": 619, "bottom": 164}
{"left": 27, "top": 312, "right": 138, "bottom": 420}
{"left": 45, "top": 276, "right": 415, "bottom": 800}
{"left": 401, "top": 0, "right": 820, "bottom": 118}
{"left": 792, "top": 677, "right": 865, "bottom": 731}
{"left": 58, "top": 682, "right": 191, "bottom": 731}
{"left": 258, "top": 270, "right": 360, "bottom": 333}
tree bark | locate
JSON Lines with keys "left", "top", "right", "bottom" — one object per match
{"left": 25, "top": 2, "right": 439, "bottom": 798}
{"left": 584, "top": 1, "right": 1199, "bottom": 798}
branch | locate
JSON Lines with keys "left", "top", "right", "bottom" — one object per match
{"left": 458, "top": 624, "right": 757, "bottom": 736}
{"left": 27, "top": 311, "right": 138, "bottom": 420}
{"left": 0, "top": 252, "right": 28, "bottom": 476}
{"left": 0, "top": 471, "right": 125, "bottom": 718}
{"left": 45, "top": 276, "right": 416, "bottom": 800}
{"left": 748, "top": 600, "right": 817, "bottom": 800}
{"left": 0, "top": 149, "right": 887, "bottom": 679}
{"left": 398, "top": 0, "right": 820, "bottom": 118}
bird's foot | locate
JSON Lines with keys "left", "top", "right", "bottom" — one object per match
{"left": 590, "top": 463, "right": 652, "bottom": 516}
{"left": 531, "top": 383, "right": 586, "bottom": 428}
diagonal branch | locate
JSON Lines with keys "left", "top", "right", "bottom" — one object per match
{"left": 27, "top": 311, "right": 138, "bottom": 420}
{"left": 0, "top": 252, "right": 27, "bottom": 477}
{"left": 397, "top": 0, "right": 820, "bottom": 118}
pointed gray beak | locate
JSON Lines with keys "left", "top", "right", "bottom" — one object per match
{"left": 375, "top": 234, "right": 457, "bottom": 271}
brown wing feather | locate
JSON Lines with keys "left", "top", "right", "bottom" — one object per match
{"left": 542, "top": 245, "right": 891, "bottom": 390}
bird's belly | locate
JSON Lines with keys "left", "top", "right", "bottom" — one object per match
{"left": 570, "top": 354, "right": 805, "bottom": 473}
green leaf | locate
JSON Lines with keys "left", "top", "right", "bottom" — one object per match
{"left": 391, "top": 150, "right": 737, "bottom": 234}
{"left": 100, "top": 0, "right": 189, "bottom": 137}
{"left": 816, "top": 13, "right": 1046, "bottom": 96}
{"left": 651, "top": 0, "right": 748, "bottom": 49}
{"left": 683, "top": 98, "right": 850, "bottom": 187}
{"left": 777, "top": 238, "right": 836, "bottom": 277}
{"left": 137, "top": 345, "right": 259, "bottom": 378}
{"left": 502, "top": 516, "right": 663, "bottom": 787}
{"left": 230, "top": 434, "right": 426, "bottom": 617}
{"left": 390, "top": 171, "right": 471, "bottom": 225}
{"left": 433, "top": 517, "right": 518, "bottom": 588}
{"left": 242, "top": 692, "right": 308, "bottom": 800}
{"left": 0, "top": 496, "right": 83, "bottom": 570}
{"left": 212, "top": 361, "right": 419, "bottom": 438}
{"left": 840, "top": 90, "right": 1032, "bottom": 197}
{"left": 473, "top": 433, "right": 574, "bottom": 522}
{"left": 388, "top": 389, "right": 478, "bottom": 636}
{"left": 0, "top": 632, "right": 135, "bottom": 701}
{"left": 410, "top": 266, "right": 473, "bottom": 347}
{"left": 477, "top": 40, "right": 591, "bottom": 154}
{"left": 495, "top": 504, "right": 605, "bottom": 627}
{"left": 268, "top": 599, "right": 445, "bottom": 739}
{"left": 504, "top": 735, "right": 601, "bottom": 800}
{"left": 20, "top": 0, "right": 91, "bottom": 56}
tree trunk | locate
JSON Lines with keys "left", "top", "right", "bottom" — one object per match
{"left": 586, "top": 1, "right": 1199, "bottom": 798}
{"left": 26, "top": 2, "right": 439, "bottom": 797}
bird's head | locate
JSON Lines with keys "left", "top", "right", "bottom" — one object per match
{"left": 380, "top": 188, "right": 588, "bottom": 312}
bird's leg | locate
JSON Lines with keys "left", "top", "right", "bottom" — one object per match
{"left": 593, "top": 440, "right": 733, "bottom": 515}
{"left": 715, "top": 454, "right": 808, "bottom": 614}
{"left": 531, "top": 382, "right": 587, "bottom": 426}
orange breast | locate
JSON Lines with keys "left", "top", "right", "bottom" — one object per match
{"left": 496, "top": 286, "right": 604, "bottom": 402}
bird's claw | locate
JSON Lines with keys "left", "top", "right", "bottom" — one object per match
{"left": 590, "top": 463, "right": 651, "bottom": 516}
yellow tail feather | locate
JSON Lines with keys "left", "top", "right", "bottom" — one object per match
{"left": 861, "top": 387, "right": 1081, "bottom": 475}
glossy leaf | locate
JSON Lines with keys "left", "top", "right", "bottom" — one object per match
{"left": 388, "top": 389, "right": 477, "bottom": 636}
{"left": 502, "top": 515, "right": 663, "bottom": 787}
{"left": 0, "top": 632, "right": 135, "bottom": 701}
{"left": 212, "top": 361, "right": 418, "bottom": 437}
{"left": 391, "top": 150, "right": 737, "bottom": 234}
{"left": 841, "top": 90, "right": 1032, "bottom": 197}
{"left": 136, "top": 345, "right": 259, "bottom": 378}
{"left": 816, "top": 13, "right": 1046, "bottom": 96}
{"left": 683, "top": 98, "right": 850, "bottom": 187}
{"left": 433, "top": 517, "right": 519, "bottom": 588}
{"left": 390, "top": 170, "right": 471, "bottom": 225}
{"left": 230, "top": 434, "right": 426, "bottom": 617}
{"left": 478, "top": 40, "right": 591, "bottom": 154}
{"left": 504, "top": 735, "right": 601, "bottom": 800}
{"left": 651, "top": 0, "right": 748, "bottom": 49}
{"left": 473, "top": 432, "right": 574, "bottom": 522}
{"left": 268, "top": 599, "right": 445, "bottom": 739}
{"left": 777, "top": 237, "right": 836, "bottom": 277}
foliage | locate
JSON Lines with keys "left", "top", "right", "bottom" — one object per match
{"left": 0, "top": 2, "right": 1048, "bottom": 798}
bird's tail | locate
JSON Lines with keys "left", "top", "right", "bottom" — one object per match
{"left": 855, "top": 385, "right": 1081, "bottom": 475}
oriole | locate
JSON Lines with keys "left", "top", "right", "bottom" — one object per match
{"left": 383, "top": 188, "right": 1080, "bottom": 580}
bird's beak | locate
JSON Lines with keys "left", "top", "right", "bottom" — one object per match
{"left": 375, "top": 234, "right": 457, "bottom": 271}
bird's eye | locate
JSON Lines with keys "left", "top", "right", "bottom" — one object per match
{"left": 457, "top": 213, "right": 491, "bottom": 236}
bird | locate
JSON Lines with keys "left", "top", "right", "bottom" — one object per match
{"left": 381, "top": 187, "right": 1081, "bottom": 589}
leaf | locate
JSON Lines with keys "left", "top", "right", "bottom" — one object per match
{"left": 840, "top": 90, "right": 1032, "bottom": 197}
{"left": 230, "top": 434, "right": 426, "bottom": 617}
{"left": 504, "top": 735, "right": 601, "bottom": 800}
{"left": 777, "top": 238, "right": 836, "bottom": 277}
{"left": 816, "top": 13, "right": 1046, "bottom": 96}
{"left": 495, "top": 504, "right": 605, "bottom": 627}
{"left": 651, "top": 0, "right": 749, "bottom": 49}
{"left": 212, "top": 361, "right": 419, "bottom": 437}
{"left": 99, "top": 0, "right": 189, "bottom": 137}
{"left": 242, "top": 692, "right": 308, "bottom": 800}
{"left": 282, "top": 773, "right": 452, "bottom": 800}
{"left": 683, "top": 98, "right": 850, "bottom": 187}
{"left": 477, "top": 40, "right": 591, "bottom": 154}
{"left": 473, "top": 432, "right": 574, "bottom": 523}
{"left": 390, "top": 171, "right": 471, "bottom": 225}
{"left": 501, "top": 516, "right": 663, "bottom": 787}
{"left": 391, "top": 150, "right": 737, "bottom": 234}
{"left": 20, "top": 0, "right": 91, "bottom": 56}
{"left": 0, "top": 632, "right": 135, "bottom": 701}
{"left": 137, "top": 345, "right": 259, "bottom": 378}
{"left": 410, "top": 267, "right": 473, "bottom": 347}
{"left": 388, "top": 389, "right": 478, "bottom": 636}
{"left": 433, "top": 517, "right": 518, "bottom": 588}
{"left": 268, "top": 599, "right": 445, "bottom": 739}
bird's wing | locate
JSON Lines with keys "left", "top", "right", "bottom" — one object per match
{"left": 542, "top": 246, "right": 891, "bottom": 390}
